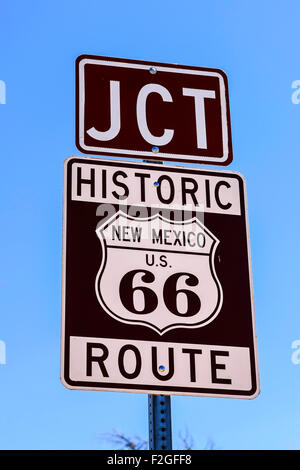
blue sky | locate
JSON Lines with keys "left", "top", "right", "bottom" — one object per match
{"left": 0, "top": 0, "right": 300, "bottom": 450}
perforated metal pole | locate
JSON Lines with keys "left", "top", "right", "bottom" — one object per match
{"left": 148, "top": 394, "right": 172, "bottom": 450}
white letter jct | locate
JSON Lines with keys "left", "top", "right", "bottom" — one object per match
{"left": 182, "top": 88, "right": 216, "bottom": 149}
{"left": 136, "top": 84, "right": 174, "bottom": 146}
{"left": 87, "top": 80, "right": 121, "bottom": 141}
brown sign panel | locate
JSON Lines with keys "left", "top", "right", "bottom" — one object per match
{"left": 76, "top": 55, "right": 233, "bottom": 165}
{"left": 61, "top": 157, "right": 259, "bottom": 398}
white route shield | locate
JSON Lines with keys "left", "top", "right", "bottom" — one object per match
{"left": 95, "top": 211, "right": 223, "bottom": 334}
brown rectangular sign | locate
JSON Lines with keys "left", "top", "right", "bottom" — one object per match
{"left": 61, "top": 157, "right": 259, "bottom": 398}
{"left": 76, "top": 55, "right": 233, "bottom": 165}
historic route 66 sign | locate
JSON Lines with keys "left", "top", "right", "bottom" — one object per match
{"left": 61, "top": 157, "right": 259, "bottom": 398}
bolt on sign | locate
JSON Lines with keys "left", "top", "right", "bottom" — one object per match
{"left": 61, "top": 157, "right": 259, "bottom": 398}
{"left": 76, "top": 55, "right": 233, "bottom": 165}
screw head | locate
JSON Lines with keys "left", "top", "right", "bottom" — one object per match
{"left": 158, "top": 365, "right": 166, "bottom": 373}
{"left": 153, "top": 181, "right": 159, "bottom": 187}
{"left": 152, "top": 146, "right": 159, "bottom": 153}
{"left": 149, "top": 66, "right": 157, "bottom": 74}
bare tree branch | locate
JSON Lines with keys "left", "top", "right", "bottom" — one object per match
{"left": 100, "top": 429, "right": 148, "bottom": 450}
{"left": 178, "top": 429, "right": 194, "bottom": 450}
{"left": 100, "top": 428, "right": 217, "bottom": 451}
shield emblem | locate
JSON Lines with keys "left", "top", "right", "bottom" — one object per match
{"left": 95, "top": 210, "right": 223, "bottom": 335}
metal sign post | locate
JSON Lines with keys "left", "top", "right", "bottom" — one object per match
{"left": 148, "top": 395, "right": 172, "bottom": 450}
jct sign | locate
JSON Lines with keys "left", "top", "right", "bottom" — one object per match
{"left": 76, "top": 55, "right": 233, "bottom": 165}
{"left": 61, "top": 157, "right": 259, "bottom": 398}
